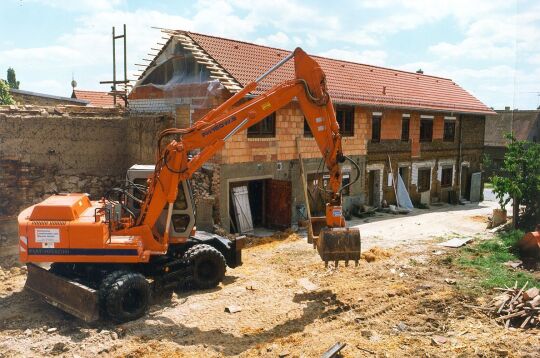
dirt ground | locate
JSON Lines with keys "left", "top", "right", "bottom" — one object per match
{"left": 1, "top": 201, "right": 539, "bottom": 357}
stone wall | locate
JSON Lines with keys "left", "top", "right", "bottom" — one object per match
{"left": 0, "top": 105, "right": 223, "bottom": 250}
{"left": 0, "top": 105, "right": 127, "bottom": 250}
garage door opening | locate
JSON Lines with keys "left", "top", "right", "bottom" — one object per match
{"left": 229, "top": 179, "right": 291, "bottom": 234}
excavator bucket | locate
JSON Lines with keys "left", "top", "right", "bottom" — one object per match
{"left": 307, "top": 217, "right": 361, "bottom": 266}
{"left": 25, "top": 264, "right": 100, "bottom": 322}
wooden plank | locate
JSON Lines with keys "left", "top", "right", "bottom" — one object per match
{"left": 231, "top": 186, "right": 253, "bottom": 234}
{"left": 296, "top": 137, "right": 315, "bottom": 244}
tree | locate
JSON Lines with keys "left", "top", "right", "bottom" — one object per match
{"left": 7, "top": 68, "right": 19, "bottom": 89}
{"left": 0, "top": 80, "right": 14, "bottom": 105}
{"left": 492, "top": 134, "right": 540, "bottom": 229}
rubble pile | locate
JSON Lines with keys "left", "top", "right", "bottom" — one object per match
{"left": 191, "top": 170, "right": 212, "bottom": 204}
{"left": 490, "top": 283, "right": 540, "bottom": 328}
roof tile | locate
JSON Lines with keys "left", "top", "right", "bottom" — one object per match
{"left": 72, "top": 90, "right": 121, "bottom": 107}
{"left": 185, "top": 32, "right": 494, "bottom": 115}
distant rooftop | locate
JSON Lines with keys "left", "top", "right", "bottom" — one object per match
{"left": 71, "top": 89, "right": 121, "bottom": 107}
{"left": 10, "top": 88, "right": 89, "bottom": 105}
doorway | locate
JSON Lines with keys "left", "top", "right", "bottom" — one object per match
{"left": 229, "top": 178, "right": 291, "bottom": 233}
{"left": 398, "top": 166, "right": 409, "bottom": 188}
{"left": 368, "top": 170, "right": 381, "bottom": 206}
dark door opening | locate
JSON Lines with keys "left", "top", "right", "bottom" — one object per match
{"left": 461, "top": 166, "right": 470, "bottom": 200}
{"left": 398, "top": 166, "right": 409, "bottom": 189}
{"left": 368, "top": 170, "right": 381, "bottom": 206}
{"left": 248, "top": 180, "right": 264, "bottom": 227}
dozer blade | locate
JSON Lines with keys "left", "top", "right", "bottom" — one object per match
{"left": 25, "top": 263, "right": 100, "bottom": 322}
{"left": 317, "top": 227, "right": 361, "bottom": 267}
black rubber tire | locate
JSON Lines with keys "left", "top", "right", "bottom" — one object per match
{"left": 99, "top": 270, "right": 130, "bottom": 311}
{"left": 103, "top": 272, "right": 150, "bottom": 323}
{"left": 184, "top": 244, "right": 226, "bottom": 289}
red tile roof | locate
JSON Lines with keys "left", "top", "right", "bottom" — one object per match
{"left": 184, "top": 31, "right": 494, "bottom": 115}
{"left": 71, "top": 90, "right": 121, "bottom": 107}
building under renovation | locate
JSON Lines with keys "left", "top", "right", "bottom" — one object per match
{"left": 129, "top": 30, "right": 494, "bottom": 233}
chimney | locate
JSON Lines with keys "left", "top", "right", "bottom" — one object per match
{"left": 416, "top": 69, "right": 423, "bottom": 74}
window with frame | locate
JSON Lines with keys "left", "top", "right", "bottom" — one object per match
{"left": 371, "top": 113, "right": 381, "bottom": 142}
{"left": 443, "top": 120, "right": 456, "bottom": 142}
{"left": 336, "top": 106, "right": 355, "bottom": 137}
{"left": 441, "top": 167, "right": 453, "bottom": 187}
{"left": 303, "top": 117, "right": 313, "bottom": 137}
{"left": 401, "top": 116, "right": 410, "bottom": 142}
{"left": 247, "top": 113, "right": 276, "bottom": 138}
{"left": 417, "top": 168, "right": 431, "bottom": 192}
{"left": 420, "top": 119, "right": 433, "bottom": 142}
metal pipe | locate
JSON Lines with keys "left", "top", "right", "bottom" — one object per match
{"left": 123, "top": 24, "right": 127, "bottom": 106}
{"left": 224, "top": 118, "right": 249, "bottom": 141}
{"left": 112, "top": 26, "right": 117, "bottom": 106}
{"left": 164, "top": 202, "right": 173, "bottom": 234}
{"left": 255, "top": 51, "right": 294, "bottom": 83}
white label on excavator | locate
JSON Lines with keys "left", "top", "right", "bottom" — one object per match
{"left": 35, "top": 228, "right": 60, "bottom": 243}
{"left": 42, "top": 242, "right": 55, "bottom": 248}
{"left": 333, "top": 208, "right": 342, "bottom": 217}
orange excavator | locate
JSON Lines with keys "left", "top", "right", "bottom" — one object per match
{"left": 18, "top": 48, "right": 361, "bottom": 323}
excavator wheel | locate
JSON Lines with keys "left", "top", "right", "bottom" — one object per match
{"left": 184, "top": 244, "right": 226, "bottom": 289}
{"left": 102, "top": 272, "right": 150, "bottom": 323}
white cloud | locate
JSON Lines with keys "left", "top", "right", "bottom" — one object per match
{"left": 254, "top": 32, "right": 292, "bottom": 48}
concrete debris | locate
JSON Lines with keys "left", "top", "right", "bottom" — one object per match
{"left": 445, "top": 278, "right": 457, "bottom": 285}
{"left": 438, "top": 237, "right": 473, "bottom": 248}
{"left": 297, "top": 278, "right": 318, "bottom": 291}
{"left": 503, "top": 260, "right": 523, "bottom": 269}
{"left": 224, "top": 305, "right": 242, "bottom": 313}
{"left": 431, "top": 335, "right": 448, "bottom": 345}
{"left": 46, "top": 327, "right": 57, "bottom": 333}
{"left": 395, "top": 322, "right": 409, "bottom": 332}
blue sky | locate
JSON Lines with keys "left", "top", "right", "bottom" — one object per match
{"left": 1, "top": 0, "right": 539, "bottom": 109}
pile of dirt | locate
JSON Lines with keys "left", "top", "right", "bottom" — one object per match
{"left": 361, "top": 246, "right": 392, "bottom": 262}
{"left": 244, "top": 230, "right": 302, "bottom": 248}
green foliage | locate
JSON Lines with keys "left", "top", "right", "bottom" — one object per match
{"left": 456, "top": 230, "right": 539, "bottom": 290}
{"left": 481, "top": 153, "right": 493, "bottom": 176}
{"left": 0, "top": 80, "right": 14, "bottom": 105}
{"left": 491, "top": 133, "right": 540, "bottom": 228}
{"left": 7, "top": 67, "right": 19, "bottom": 89}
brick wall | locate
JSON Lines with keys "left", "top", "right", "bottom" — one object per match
{"left": 365, "top": 109, "right": 486, "bottom": 205}
{"left": 222, "top": 102, "right": 367, "bottom": 165}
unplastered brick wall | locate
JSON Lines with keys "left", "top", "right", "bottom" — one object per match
{"left": 222, "top": 102, "right": 367, "bottom": 165}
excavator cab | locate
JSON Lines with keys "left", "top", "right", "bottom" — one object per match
{"left": 126, "top": 165, "right": 196, "bottom": 242}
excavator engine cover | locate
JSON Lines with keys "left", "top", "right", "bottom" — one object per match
{"left": 317, "top": 227, "right": 361, "bottom": 266}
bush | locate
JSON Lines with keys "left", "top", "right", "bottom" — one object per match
{"left": 492, "top": 134, "right": 540, "bottom": 229}
{"left": 0, "top": 80, "right": 14, "bottom": 105}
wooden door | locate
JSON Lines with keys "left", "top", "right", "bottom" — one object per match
{"left": 264, "top": 179, "right": 292, "bottom": 229}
